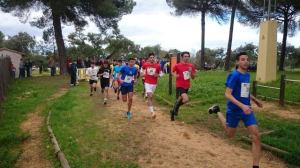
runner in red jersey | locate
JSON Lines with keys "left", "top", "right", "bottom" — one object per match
{"left": 141, "top": 52, "right": 161, "bottom": 119}
{"left": 170, "top": 51, "right": 196, "bottom": 121}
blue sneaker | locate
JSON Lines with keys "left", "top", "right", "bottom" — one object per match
{"left": 127, "top": 112, "right": 132, "bottom": 120}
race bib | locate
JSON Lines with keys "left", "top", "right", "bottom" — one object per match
{"left": 124, "top": 75, "right": 134, "bottom": 83}
{"left": 147, "top": 68, "right": 156, "bottom": 76}
{"left": 241, "top": 83, "right": 250, "bottom": 98}
{"left": 103, "top": 72, "right": 110, "bottom": 78}
{"left": 183, "top": 71, "right": 190, "bottom": 80}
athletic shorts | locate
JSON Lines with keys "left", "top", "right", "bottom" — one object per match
{"left": 145, "top": 83, "right": 157, "bottom": 93}
{"left": 226, "top": 110, "right": 257, "bottom": 128}
{"left": 120, "top": 85, "right": 134, "bottom": 95}
{"left": 176, "top": 87, "right": 189, "bottom": 99}
{"left": 89, "top": 80, "right": 98, "bottom": 84}
{"left": 100, "top": 79, "right": 110, "bottom": 89}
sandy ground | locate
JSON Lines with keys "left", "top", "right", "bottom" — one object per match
{"left": 102, "top": 89, "right": 287, "bottom": 168}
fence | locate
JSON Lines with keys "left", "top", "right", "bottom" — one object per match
{"left": 0, "top": 56, "right": 12, "bottom": 103}
{"left": 253, "top": 74, "right": 300, "bottom": 106}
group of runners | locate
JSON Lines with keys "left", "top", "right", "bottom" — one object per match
{"left": 84, "top": 51, "right": 263, "bottom": 168}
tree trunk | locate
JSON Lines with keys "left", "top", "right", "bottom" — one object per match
{"left": 200, "top": 11, "right": 205, "bottom": 70}
{"left": 52, "top": 10, "right": 67, "bottom": 75}
{"left": 224, "top": 0, "right": 237, "bottom": 71}
{"left": 279, "top": 14, "right": 289, "bottom": 71}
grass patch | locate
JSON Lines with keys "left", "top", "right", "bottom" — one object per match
{"left": 135, "top": 70, "right": 300, "bottom": 166}
{"left": 0, "top": 76, "right": 67, "bottom": 168}
{"left": 49, "top": 83, "right": 139, "bottom": 168}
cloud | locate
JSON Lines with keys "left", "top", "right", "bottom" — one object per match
{"left": 0, "top": 0, "right": 299, "bottom": 51}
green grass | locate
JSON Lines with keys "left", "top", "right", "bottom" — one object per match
{"left": 0, "top": 76, "right": 67, "bottom": 168}
{"left": 255, "top": 71, "right": 300, "bottom": 103}
{"left": 135, "top": 70, "right": 300, "bottom": 166}
{"left": 48, "top": 83, "right": 139, "bottom": 168}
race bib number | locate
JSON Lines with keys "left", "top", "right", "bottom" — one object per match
{"left": 183, "top": 71, "right": 190, "bottom": 80}
{"left": 147, "top": 68, "right": 156, "bottom": 76}
{"left": 241, "top": 83, "right": 250, "bottom": 98}
{"left": 103, "top": 72, "right": 110, "bottom": 78}
{"left": 124, "top": 75, "right": 134, "bottom": 83}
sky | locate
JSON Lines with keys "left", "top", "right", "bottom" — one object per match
{"left": 0, "top": 0, "right": 299, "bottom": 54}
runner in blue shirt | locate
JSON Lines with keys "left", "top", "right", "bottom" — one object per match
{"left": 112, "top": 60, "right": 122, "bottom": 100}
{"left": 209, "top": 52, "right": 263, "bottom": 168}
{"left": 118, "top": 57, "right": 138, "bottom": 120}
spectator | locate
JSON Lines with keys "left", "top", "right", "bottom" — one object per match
{"left": 70, "top": 60, "right": 77, "bottom": 86}
{"left": 19, "top": 58, "right": 25, "bottom": 78}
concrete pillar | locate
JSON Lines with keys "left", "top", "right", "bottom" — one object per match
{"left": 256, "top": 20, "right": 277, "bottom": 83}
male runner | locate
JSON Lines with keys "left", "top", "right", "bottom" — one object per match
{"left": 112, "top": 60, "right": 122, "bottom": 100}
{"left": 209, "top": 52, "right": 263, "bottom": 168}
{"left": 170, "top": 51, "right": 196, "bottom": 121}
{"left": 86, "top": 62, "right": 99, "bottom": 96}
{"left": 118, "top": 57, "right": 138, "bottom": 120}
{"left": 141, "top": 53, "right": 161, "bottom": 119}
{"left": 98, "top": 61, "right": 111, "bottom": 104}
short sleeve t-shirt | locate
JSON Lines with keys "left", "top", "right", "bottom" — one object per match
{"left": 120, "top": 65, "right": 138, "bottom": 86}
{"left": 113, "top": 65, "right": 121, "bottom": 79}
{"left": 173, "top": 63, "right": 196, "bottom": 89}
{"left": 226, "top": 70, "right": 251, "bottom": 113}
{"left": 98, "top": 66, "right": 111, "bottom": 81}
{"left": 86, "top": 66, "right": 99, "bottom": 80}
{"left": 142, "top": 62, "right": 161, "bottom": 85}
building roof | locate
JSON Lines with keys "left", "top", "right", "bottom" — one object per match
{"left": 0, "top": 48, "right": 25, "bottom": 56}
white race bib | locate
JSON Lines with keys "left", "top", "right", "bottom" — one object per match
{"left": 183, "top": 71, "right": 190, "bottom": 80}
{"left": 103, "top": 72, "right": 110, "bottom": 78}
{"left": 124, "top": 75, "right": 134, "bottom": 83}
{"left": 147, "top": 68, "right": 156, "bottom": 76}
{"left": 241, "top": 83, "right": 250, "bottom": 98}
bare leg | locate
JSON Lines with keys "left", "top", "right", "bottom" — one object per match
{"left": 247, "top": 125, "right": 261, "bottom": 167}
{"left": 128, "top": 92, "right": 133, "bottom": 112}
{"left": 216, "top": 112, "right": 237, "bottom": 138}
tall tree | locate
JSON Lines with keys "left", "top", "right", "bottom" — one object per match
{"left": 238, "top": 0, "right": 300, "bottom": 71}
{"left": 0, "top": 0, "right": 135, "bottom": 74}
{"left": 166, "top": 0, "right": 228, "bottom": 69}
{"left": 221, "top": 0, "right": 237, "bottom": 70}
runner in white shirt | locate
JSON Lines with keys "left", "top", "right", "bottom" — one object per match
{"left": 86, "top": 62, "right": 99, "bottom": 96}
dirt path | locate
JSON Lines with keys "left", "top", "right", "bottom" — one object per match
{"left": 104, "top": 90, "right": 287, "bottom": 168}
{"left": 15, "top": 88, "right": 68, "bottom": 168}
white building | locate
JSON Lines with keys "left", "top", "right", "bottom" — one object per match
{"left": 0, "top": 48, "right": 24, "bottom": 78}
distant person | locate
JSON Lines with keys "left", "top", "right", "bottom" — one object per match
{"left": 98, "top": 61, "right": 111, "bottom": 104}
{"left": 209, "top": 52, "right": 263, "bottom": 168}
{"left": 170, "top": 52, "right": 196, "bottom": 121}
{"left": 39, "top": 60, "right": 43, "bottom": 74}
{"left": 48, "top": 57, "right": 56, "bottom": 76}
{"left": 86, "top": 62, "right": 99, "bottom": 96}
{"left": 118, "top": 57, "right": 138, "bottom": 120}
{"left": 112, "top": 60, "right": 122, "bottom": 100}
{"left": 25, "top": 59, "right": 32, "bottom": 77}
{"left": 19, "top": 58, "right": 25, "bottom": 78}
{"left": 70, "top": 60, "right": 77, "bottom": 86}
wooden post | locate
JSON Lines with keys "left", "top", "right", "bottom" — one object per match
{"left": 279, "top": 74, "right": 286, "bottom": 106}
{"left": 253, "top": 81, "right": 257, "bottom": 97}
{"left": 169, "top": 55, "right": 172, "bottom": 95}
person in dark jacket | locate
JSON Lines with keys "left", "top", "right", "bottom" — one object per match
{"left": 70, "top": 61, "right": 78, "bottom": 86}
